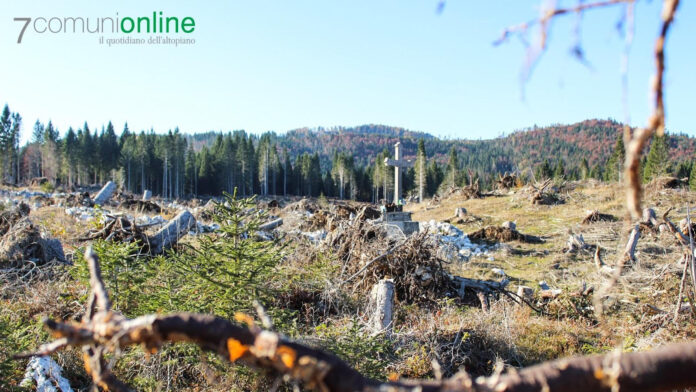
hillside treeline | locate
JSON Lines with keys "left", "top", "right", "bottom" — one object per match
{"left": 1, "top": 104, "right": 694, "bottom": 201}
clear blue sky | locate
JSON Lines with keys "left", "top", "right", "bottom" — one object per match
{"left": 1, "top": 0, "right": 694, "bottom": 144}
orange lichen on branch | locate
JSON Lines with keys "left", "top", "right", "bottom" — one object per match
{"left": 227, "top": 338, "right": 250, "bottom": 362}
{"left": 234, "top": 312, "right": 256, "bottom": 328}
{"left": 276, "top": 345, "right": 297, "bottom": 369}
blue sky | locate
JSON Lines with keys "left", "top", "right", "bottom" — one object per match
{"left": 1, "top": 1, "right": 694, "bottom": 143}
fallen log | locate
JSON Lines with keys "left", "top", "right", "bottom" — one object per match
{"left": 258, "top": 218, "right": 283, "bottom": 231}
{"left": 19, "top": 248, "right": 696, "bottom": 392}
{"left": 93, "top": 181, "right": 117, "bottom": 206}
{"left": 148, "top": 210, "right": 196, "bottom": 254}
{"left": 452, "top": 276, "right": 509, "bottom": 295}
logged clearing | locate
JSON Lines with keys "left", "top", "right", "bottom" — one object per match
{"left": 2, "top": 180, "right": 696, "bottom": 391}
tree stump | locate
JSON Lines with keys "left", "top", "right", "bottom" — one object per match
{"left": 142, "top": 190, "right": 152, "bottom": 201}
{"left": 642, "top": 208, "right": 658, "bottom": 227}
{"left": 624, "top": 225, "right": 641, "bottom": 263}
{"left": 368, "top": 279, "right": 394, "bottom": 335}
{"left": 517, "top": 285, "right": 534, "bottom": 302}
{"left": 565, "top": 234, "right": 587, "bottom": 253}
{"left": 501, "top": 221, "right": 516, "bottom": 230}
{"left": 454, "top": 207, "right": 467, "bottom": 218}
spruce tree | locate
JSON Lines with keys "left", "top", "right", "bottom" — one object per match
{"left": 446, "top": 146, "right": 460, "bottom": 188}
{"left": 605, "top": 134, "right": 625, "bottom": 182}
{"left": 643, "top": 134, "right": 670, "bottom": 181}
{"left": 580, "top": 158, "right": 589, "bottom": 180}
{"left": 553, "top": 159, "right": 565, "bottom": 179}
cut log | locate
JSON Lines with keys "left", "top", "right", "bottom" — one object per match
{"left": 452, "top": 276, "right": 509, "bottom": 294}
{"left": 148, "top": 210, "right": 196, "bottom": 255}
{"left": 258, "top": 218, "right": 283, "bottom": 231}
{"left": 93, "top": 181, "right": 117, "bottom": 206}
{"left": 368, "top": 279, "right": 394, "bottom": 335}
{"left": 623, "top": 225, "right": 641, "bottom": 263}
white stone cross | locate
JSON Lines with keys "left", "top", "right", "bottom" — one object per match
{"left": 384, "top": 142, "right": 414, "bottom": 204}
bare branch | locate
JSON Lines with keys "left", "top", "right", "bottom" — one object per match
{"left": 624, "top": 0, "right": 680, "bottom": 220}
{"left": 85, "top": 246, "right": 111, "bottom": 314}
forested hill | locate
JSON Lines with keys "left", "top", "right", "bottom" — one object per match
{"left": 195, "top": 119, "right": 696, "bottom": 173}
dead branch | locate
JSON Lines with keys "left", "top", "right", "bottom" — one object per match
{"left": 494, "top": 0, "right": 631, "bottom": 46}
{"left": 495, "top": 0, "right": 681, "bottom": 220}
{"left": 15, "top": 246, "right": 696, "bottom": 392}
{"left": 624, "top": 0, "right": 680, "bottom": 220}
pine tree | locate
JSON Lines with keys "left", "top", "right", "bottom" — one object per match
{"left": 553, "top": 159, "right": 565, "bottom": 179}
{"left": 580, "top": 158, "right": 589, "bottom": 180}
{"left": 535, "top": 159, "right": 552, "bottom": 180}
{"left": 643, "top": 134, "right": 670, "bottom": 181}
{"left": 0, "top": 105, "right": 11, "bottom": 182}
{"left": 63, "top": 127, "right": 78, "bottom": 186}
{"left": 445, "top": 146, "right": 460, "bottom": 188}
{"left": 604, "top": 134, "right": 625, "bottom": 182}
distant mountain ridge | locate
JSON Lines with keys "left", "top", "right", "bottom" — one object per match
{"left": 192, "top": 119, "right": 696, "bottom": 174}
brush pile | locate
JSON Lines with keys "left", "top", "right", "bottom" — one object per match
{"left": 78, "top": 215, "right": 149, "bottom": 251}
{"left": 581, "top": 210, "right": 617, "bottom": 224}
{"left": 529, "top": 179, "right": 563, "bottom": 205}
{"left": 0, "top": 203, "right": 64, "bottom": 265}
{"left": 496, "top": 172, "right": 517, "bottom": 190}
{"left": 467, "top": 225, "right": 543, "bottom": 244}
{"left": 338, "top": 223, "right": 457, "bottom": 305}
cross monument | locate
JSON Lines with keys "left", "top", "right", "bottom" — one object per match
{"left": 384, "top": 142, "right": 414, "bottom": 204}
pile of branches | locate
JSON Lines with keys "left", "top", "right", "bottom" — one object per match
{"left": 0, "top": 202, "right": 30, "bottom": 235}
{"left": 64, "top": 192, "right": 93, "bottom": 207}
{"left": 467, "top": 226, "right": 543, "bottom": 244}
{"left": 120, "top": 199, "right": 162, "bottom": 213}
{"left": 648, "top": 176, "right": 688, "bottom": 190}
{"left": 30, "top": 194, "right": 54, "bottom": 207}
{"left": 582, "top": 210, "right": 617, "bottom": 224}
{"left": 530, "top": 179, "right": 563, "bottom": 205}
{"left": 78, "top": 215, "right": 149, "bottom": 251}
{"left": 496, "top": 172, "right": 517, "bottom": 190}
{"left": 0, "top": 203, "right": 64, "bottom": 265}
{"left": 28, "top": 177, "right": 50, "bottom": 187}
{"left": 343, "top": 230, "right": 455, "bottom": 304}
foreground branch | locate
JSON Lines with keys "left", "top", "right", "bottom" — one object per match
{"left": 13, "top": 249, "right": 696, "bottom": 391}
